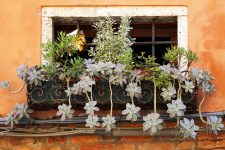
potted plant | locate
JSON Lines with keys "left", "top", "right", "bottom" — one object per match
{"left": 0, "top": 16, "right": 223, "bottom": 138}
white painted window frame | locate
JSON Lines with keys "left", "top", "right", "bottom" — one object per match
{"left": 41, "top": 6, "right": 188, "bottom": 67}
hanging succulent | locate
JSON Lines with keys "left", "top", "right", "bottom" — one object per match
{"left": 0, "top": 17, "right": 223, "bottom": 139}
{"left": 3, "top": 103, "right": 32, "bottom": 128}
{"left": 143, "top": 113, "right": 163, "bottom": 135}
{"left": 179, "top": 118, "right": 199, "bottom": 139}
{"left": 166, "top": 99, "right": 186, "bottom": 118}
{"left": 56, "top": 104, "right": 75, "bottom": 121}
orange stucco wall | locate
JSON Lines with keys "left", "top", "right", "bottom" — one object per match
{"left": 0, "top": 0, "right": 225, "bottom": 115}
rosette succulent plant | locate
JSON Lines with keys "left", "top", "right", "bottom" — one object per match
{"left": 85, "top": 115, "right": 100, "bottom": 129}
{"left": 102, "top": 115, "right": 116, "bottom": 132}
{"left": 110, "top": 74, "right": 128, "bottom": 86}
{"left": 114, "top": 63, "right": 126, "bottom": 73}
{"left": 122, "top": 103, "right": 141, "bottom": 122}
{"left": 159, "top": 63, "right": 173, "bottom": 74}
{"left": 65, "top": 88, "right": 73, "bottom": 97}
{"left": 125, "top": 82, "right": 142, "bottom": 98}
{"left": 5, "top": 112, "right": 18, "bottom": 128}
{"left": 207, "top": 116, "right": 224, "bottom": 135}
{"left": 182, "top": 81, "right": 195, "bottom": 93}
{"left": 86, "top": 62, "right": 100, "bottom": 76}
{"left": 13, "top": 103, "right": 33, "bottom": 120}
{"left": 160, "top": 84, "right": 176, "bottom": 101}
{"left": 97, "top": 61, "right": 116, "bottom": 76}
{"left": 27, "top": 68, "right": 44, "bottom": 86}
{"left": 56, "top": 104, "right": 74, "bottom": 121}
{"left": 84, "top": 101, "right": 99, "bottom": 115}
{"left": 129, "top": 69, "right": 144, "bottom": 83}
{"left": 201, "top": 81, "right": 215, "bottom": 93}
{"left": 0, "top": 80, "right": 10, "bottom": 89}
{"left": 3, "top": 103, "right": 32, "bottom": 128}
{"left": 166, "top": 99, "right": 186, "bottom": 118}
{"left": 85, "top": 58, "right": 95, "bottom": 65}
{"left": 71, "top": 83, "right": 80, "bottom": 95}
{"left": 191, "top": 68, "right": 204, "bottom": 84}
{"left": 16, "top": 64, "right": 29, "bottom": 80}
{"left": 143, "top": 113, "right": 163, "bottom": 135}
{"left": 180, "top": 118, "right": 199, "bottom": 139}
{"left": 78, "top": 76, "right": 95, "bottom": 93}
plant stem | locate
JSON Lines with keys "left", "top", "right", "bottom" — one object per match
{"left": 179, "top": 85, "right": 182, "bottom": 99}
{"left": 131, "top": 96, "right": 134, "bottom": 105}
{"left": 109, "top": 81, "right": 113, "bottom": 117}
{"left": 173, "top": 78, "right": 175, "bottom": 87}
{"left": 9, "top": 83, "right": 26, "bottom": 94}
{"left": 199, "top": 91, "right": 208, "bottom": 124}
{"left": 66, "top": 78, "right": 71, "bottom": 106}
{"left": 176, "top": 117, "right": 180, "bottom": 127}
{"left": 177, "top": 81, "right": 181, "bottom": 99}
{"left": 98, "top": 74, "right": 108, "bottom": 80}
{"left": 68, "top": 95, "right": 71, "bottom": 106}
{"left": 85, "top": 92, "right": 91, "bottom": 102}
{"left": 153, "top": 82, "right": 157, "bottom": 113}
{"left": 90, "top": 85, "right": 93, "bottom": 102}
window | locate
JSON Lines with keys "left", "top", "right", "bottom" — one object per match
{"left": 39, "top": 7, "right": 191, "bottom": 112}
{"left": 53, "top": 16, "right": 177, "bottom": 64}
{"left": 41, "top": 6, "right": 188, "bottom": 67}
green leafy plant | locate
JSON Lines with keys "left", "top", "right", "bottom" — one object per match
{"left": 64, "top": 57, "right": 84, "bottom": 79}
{"left": 184, "top": 49, "right": 198, "bottom": 67}
{"left": 89, "top": 17, "right": 134, "bottom": 70}
{"left": 42, "top": 31, "right": 84, "bottom": 80}
{"left": 163, "top": 46, "right": 185, "bottom": 67}
{"left": 137, "top": 52, "right": 171, "bottom": 113}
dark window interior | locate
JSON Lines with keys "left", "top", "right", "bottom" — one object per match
{"left": 53, "top": 17, "right": 177, "bottom": 64}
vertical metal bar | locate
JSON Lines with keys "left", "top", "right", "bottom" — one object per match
{"left": 152, "top": 19, "right": 155, "bottom": 56}
{"left": 76, "top": 20, "right": 80, "bottom": 29}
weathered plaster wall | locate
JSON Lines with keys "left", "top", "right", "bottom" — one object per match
{"left": 0, "top": 0, "right": 225, "bottom": 114}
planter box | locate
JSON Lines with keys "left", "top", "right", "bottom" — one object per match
{"left": 27, "top": 80, "right": 197, "bottom": 113}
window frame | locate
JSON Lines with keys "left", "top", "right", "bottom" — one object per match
{"left": 41, "top": 6, "right": 188, "bottom": 69}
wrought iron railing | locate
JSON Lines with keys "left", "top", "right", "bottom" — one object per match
{"left": 27, "top": 80, "right": 197, "bottom": 112}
